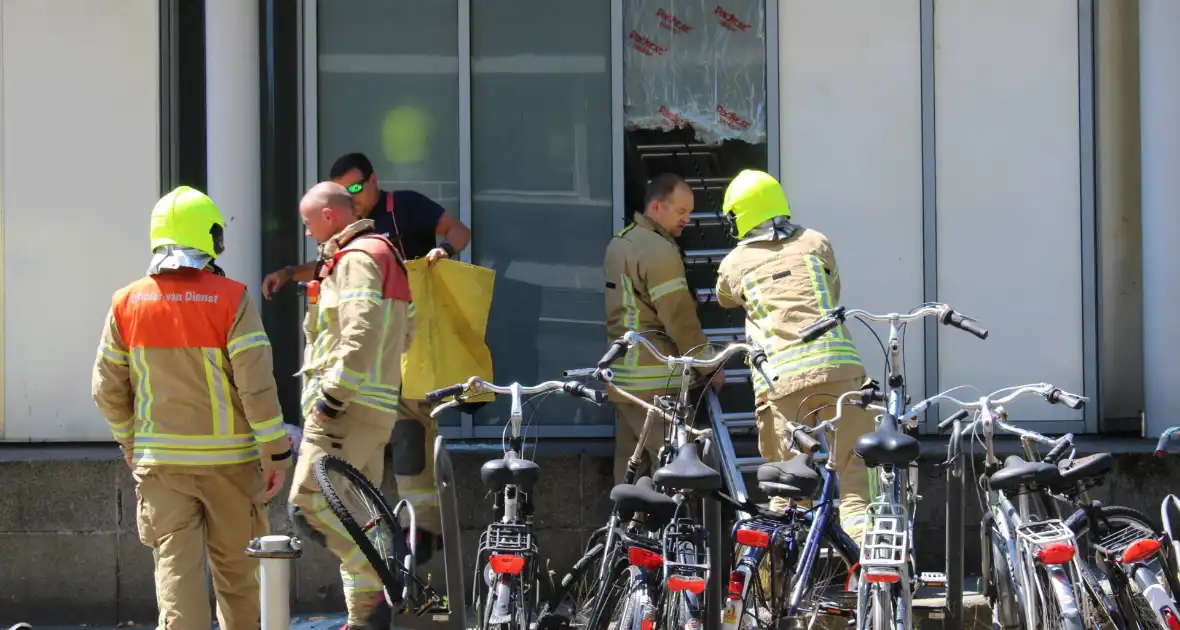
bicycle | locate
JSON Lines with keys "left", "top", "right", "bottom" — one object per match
{"left": 941, "top": 409, "right": 1180, "bottom": 629}
{"left": 1160, "top": 426, "right": 1180, "bottom": 586}
{"left": 542, "top": 332, "right": 773, "bottom": 630}
{"left": 424, "top": 377, "right": 606, "bottom": 630}
{"left": 312, "top": 453, "right": 445, "bottom": 617}
{"left": 915, "top": 382, "right": 1092, "bottom": 629}
{"left": 786, "top": 302, "right": 987, "bottom": 630}
{"left": 1056, "top": 424, "right": 1180, "bottom": 630}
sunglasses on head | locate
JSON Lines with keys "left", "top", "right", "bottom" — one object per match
{"left": 346, "top": 182, "right": 364, "bottom": 194}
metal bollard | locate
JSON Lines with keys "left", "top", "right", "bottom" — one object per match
{"left": 247, "top": 534, "right": 303, "bottom": 630}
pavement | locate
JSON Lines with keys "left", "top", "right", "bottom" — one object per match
{"left": 8, "top": 578, "right": 994, "bottom": 630}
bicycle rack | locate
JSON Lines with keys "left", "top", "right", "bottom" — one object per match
{"left": 380, "top": 437, "right": 469, "bottom": 630}
{"left": 400, "top": 435, "right": 468, "bottom": 630}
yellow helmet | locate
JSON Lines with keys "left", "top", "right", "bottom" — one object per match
{"left": 149, "top": 186, "right": 226, "bottom": 258}
{"left": 722, "top": 170, "right": 792, "bottom": 239}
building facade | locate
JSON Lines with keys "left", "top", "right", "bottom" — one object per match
{"left": 1, "top": 0, "right": 1178, "bottom": 445}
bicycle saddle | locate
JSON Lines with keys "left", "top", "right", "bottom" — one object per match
{"left": 652, "top": 442, "right": 722, "bottom": 492}
{"left": 1056, "top": 452, "right": 1114, "bottom": 486}
{"left": 987, "top": 455, "right": 1061, "bottom": 491}
{"left": 611, "top": 476, "right": 678, "bottom": 526}
{"left": 480, "top": 456, "right": 541, "bottom": 493}
{"left": 854, "top": 429, "right": 921, "bottom": 467}
{"left": 756, "top": 453, "right": 819, "bottom": 499}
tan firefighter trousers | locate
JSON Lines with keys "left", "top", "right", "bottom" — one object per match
{"left": 756, "top": 377, "right": 875, "bottom": 542}
{"left": 134, "top": 462, "right": 268, "bottom": 630}
{"left": 391, "top": 398, "right": 441, "bottom": 535}
{"left": 288, "top": 412, "right": 391, "bottom": 627}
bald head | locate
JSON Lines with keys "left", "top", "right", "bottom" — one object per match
{"left": 300, "top": 181, "right": 358, "bottom": 244}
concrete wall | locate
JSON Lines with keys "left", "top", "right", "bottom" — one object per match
{"left": 3, "top": 447, "right": 1177, "bottom": 624}
{"left": 0, "top": 0, "right": 161, "bottom": 442}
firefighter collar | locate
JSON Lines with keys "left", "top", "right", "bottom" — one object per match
{"left": 632, "top": 212, "right": 678, "bottom": 246}
{"left": 318, "top": 219, "right": 376, "bottom": 258}
{"left": 741, "top": 217, "right": 800, "bottom": 245}
{"left": 147, "top": 245, "right": 213, "bottom": 275}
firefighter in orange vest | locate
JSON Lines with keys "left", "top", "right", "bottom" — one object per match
{"left": 92, "top": 186, "right": 293, "bottom": 630}
{"left": 287, "top": 181, "right": 414, "bottom": 630}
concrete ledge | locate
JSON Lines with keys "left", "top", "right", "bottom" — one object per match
{"left": 3, "top": 444, "right": 1178, "bottom": 624}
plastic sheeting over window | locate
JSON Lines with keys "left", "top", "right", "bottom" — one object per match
{"left": 623, "top": 0, "right": 767, "bottom": 146}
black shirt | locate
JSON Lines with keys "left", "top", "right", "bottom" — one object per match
{"left": 368, "top": 190, "right": 446, "bottom": 260}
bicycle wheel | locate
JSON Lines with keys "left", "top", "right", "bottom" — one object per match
{"left": 1067, "top": 505, "right": 1176, "bottom": 629}
{"left": 313, "top": 453, "right": 412, "bottom": 604}
{"left": 537, "top": 528, "right": 617, "bottom": 630}
{"left": 982, "top": 521, "right": 1023, "bottom": 630}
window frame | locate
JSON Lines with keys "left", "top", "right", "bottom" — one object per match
{"left": 296, "top": 0, "right": 1102, "bottom": 438}
{"left": 300, "top": 0, "right": 655, "bottom": 439}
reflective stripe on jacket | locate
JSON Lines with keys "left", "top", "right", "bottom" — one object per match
{"left": 301, "top": 220, "right": 411, "bottom": 426}
{"left": 91, "top": 269, "right": 291, "bottom": 470}
{"left": 715, "top": 227, "right": 864, "bottom": 402}
{"left": 603, "top": 213, "right": 713, "bottom": 398}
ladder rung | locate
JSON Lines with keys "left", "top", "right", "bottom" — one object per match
{"left": 685, "top": 177, "right": 731, "bottom": 186}
{"left": 719, "top": 413, "right": 755, "bottom": 428}
{"left": 696, "top": 288, "right": 716, "bottom": 302}
{"left": 725, "top": 368, "right": 750, "bottom": 384}
{"left": 684, "top": 248, "right": 731, "bottom": 262}
{"left": 737, "top": 456, "right": 767, "bottom": 472}
{"left": 636, "top": 143, "right": 710, "bottom": 152}
{"left": 689, "top": 212, "right": 726, "bottom": 224}
{"left": 705, "top": 327, "right": 745, "bottom": 343}
{"left": 641, "top": 151, "right": 716, "bottom": 160}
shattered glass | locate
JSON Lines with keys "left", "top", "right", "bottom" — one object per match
{"left": 624, "top": 0, "right": 768, "bottom": 146}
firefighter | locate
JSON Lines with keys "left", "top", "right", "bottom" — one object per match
{"left": 714, "top": 169, "right": 872, "bottom": 541}
{"left": 263, "top": 153, "right": 468, "bottom": 557}
{"left": 287, "top": 181, "right": 413, "bottom": 630}
{"left": 92, "top": 186, "right": 293, "bottom": 630}
{"left": 604, "top": 173, "right": 725, "bottom": 484}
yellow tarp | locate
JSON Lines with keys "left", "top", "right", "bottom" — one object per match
{"left": 400, "top": 258, "right": 496, "bottom": 403}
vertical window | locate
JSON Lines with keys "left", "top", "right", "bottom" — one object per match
{"left": 316, "top": 0, "right": 460, "bottom": 426}
{"left": 317, "top": 0, "right": 459, "bottom": 209}
{"left": 469, "top": 0, "right": 615, "bottom": 431}
{"left": 621, "top": 0, "right": 769, "bottom": 415}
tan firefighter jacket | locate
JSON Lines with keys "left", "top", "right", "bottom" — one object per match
{"left": 715, "top": 224, "right": 865, "bottom": 403}
{"left": 300, "top": 219, "right": 412, "bottom": 427}
{"left": 91, "top": 268, "right": 293, "bottom": 471}
{"left": 604, "top": 213, "right": 713, "bottom": 400}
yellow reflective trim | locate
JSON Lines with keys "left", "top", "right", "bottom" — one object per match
{"left": 108, "top": 420, "right": 133, "bottom": 440}
{"left": 227, "top": 332, "right": 270, "bottom": 359}
{"left": 353, "top": 396, "right": 399, "bottom": 414}
{"left": 339, "top": 290, "right": 383, "bottom": 304}
{"left": 102, "top": 344, "right": 129, "bottom": 365}
{"left": 251, "top": 415, "right": 287, "bottom": 442}
{"left": 203, "top": 348, "right": 235, "bottom": 435}
{"left": 132, "top": 446, "right": 260, "bottom": 466}
{"left": 650, "top": 277, "right": 688, "bottom": 300}
{"left": 372, "top": 302, "right": 392, "bottom": 384}
{"left": 131, "top": 348, "right": 155, "bottom": 433}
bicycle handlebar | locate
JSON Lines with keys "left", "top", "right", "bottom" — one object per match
{"left": 798, "top": 303, "right": 989, "bottom": 343}
{"left": 568, "top": 330, "right": 774, "bottom": 387}
{"left": 426, "top": 378, "right": 605, "bottom": 418}
{"left": 1156, "top": 427, "right": 1180, "bottom": 457}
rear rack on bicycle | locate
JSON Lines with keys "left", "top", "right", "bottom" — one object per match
{"left": 478, "top": 522, "right": 536, "bottom": 556}
{"left": 1094, "top": 521, "right": 1158, "bottom": 557}
{"left": 860, "top": 502, "right": 909, "bottom": 567}
{"left": 663, "top": 517, "right": 711, "bottom": 578}
{"left": 1015, "top": 519, "right": 1075, "bottom": 551}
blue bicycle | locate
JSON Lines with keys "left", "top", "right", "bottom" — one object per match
{"left": 717, "top": 418, "right": 861, "bottom": 630}
{"left": 718, "top": 302, "right": 988, "bottom": 629}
